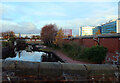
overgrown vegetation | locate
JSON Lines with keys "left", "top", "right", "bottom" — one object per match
{"left": 82, "top": 46, "right": 107, "bottom": 63}
{"left": 2, "top": 39, "right": 14, "bottom": 48}
{"left": 2, "top": 37, "right": 16, "bottom": 59}
{"left": 61, "top": 42, "right": 82, "bottom": 57}
{"left": 48, "top": 41, "right": 107, "bottom": 64}
{"left": 61, "top": 42, "right": 107, "bottom": 63}
{"left": 16, "top": 40, "right": 27, "bottom": 51}
{"left": 2, "top": 41, "right": 9, "bottom": 47}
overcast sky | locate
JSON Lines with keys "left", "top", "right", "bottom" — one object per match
{"left": 0, "top": 1, "right": 119, "bottom": 35}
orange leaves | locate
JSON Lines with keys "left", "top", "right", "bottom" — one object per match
{"left": 54, "top": 29, "right": 64, "bottom": 46}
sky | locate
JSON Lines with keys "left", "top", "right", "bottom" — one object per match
{"left": 0, "top": 1, "right": 119, "bottom": 35}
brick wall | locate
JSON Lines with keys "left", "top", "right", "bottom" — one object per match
{"left": 63, "top": 36, "right": 120, "bottom": 54}
{"left": 63, "top": 35, "right": 120, "bottom": 64}
{"left": 99, "top": 38, "right": 119, "bottom": 53}
{"left": 119, "top": 38, "right": 120, "bottom": 52}
{"left": 82, "top": 38, "right": 95, "bottom": 48}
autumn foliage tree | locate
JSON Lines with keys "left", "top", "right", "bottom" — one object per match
{"left": 41, "top": 24, "right": 58, "bottom": 45}
{"left": 2, "top": 31, "right": 15, "bottom": 39}
{"left": 54, "top": 29, "right": 64, "bottom": 47}
{"left": 95, "top": 29, "right": 101, "bottom": 35}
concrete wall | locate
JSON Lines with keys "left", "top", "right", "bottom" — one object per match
{"left": 2, "top": 60, "right": 120, "bottom": 81}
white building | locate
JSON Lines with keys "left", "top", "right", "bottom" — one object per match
{"left": 79, "top": 26, "right": 95, "bottom": 36}
{"left": 116, "top": 19, "right": 120, "bottom": 33}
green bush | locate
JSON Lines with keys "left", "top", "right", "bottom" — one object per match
{"left": 16, "top": 40, "right": 26, "bottom": 51}
{"left": 2, "top": 41, "right": 9, "bottom": 47}
{"left": 83, "top": 45, "right": 107, "bottom": 63}
{"left": 9, "top": 37, "right": 16, "bottom": 43}
{"left": 45, "top": 41, "right": 108, "bottom": 63}
{"left": 61, "top": 42, "right": 83, "bottom": 58}
{"left": 61, "top": 42, "right": 107, "bottom": 63}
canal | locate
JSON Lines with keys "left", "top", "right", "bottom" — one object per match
{"left": 3, "top": 44, "right": 64, "bottom": 63}
{"left": 5, "top": 50, "right": 43, "bottom": 62}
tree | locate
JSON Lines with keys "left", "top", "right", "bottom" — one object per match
{"left": 31, "top": 35, "right": 36, "bottom": 39}
{"left": 2, "top": 31, "right": 15, "bottom": 39}
{"left": 25, "top": 36, "right": 29, "bottom": 39}
{"left": 110, "top": 31, "right": 116, "bottom": 33}
{"left": 54, "top": 29, "right": 64, "bottom": 47}
{"left": 41, "top": 24, "right": 58, "bottom": 45}
{"left": 95, "top": 29, "right": 101, "bottom": 35}
{"left": 36, "top": 35, "right": 40, "bottom": 39}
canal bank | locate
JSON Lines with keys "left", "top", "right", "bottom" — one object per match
{"left": 45, "top": 46, "right": 91, "bottom": 64}
{"left": 52, "top": 50, "right": 91, "bottom": 64}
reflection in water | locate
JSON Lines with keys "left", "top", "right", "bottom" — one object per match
{"left": 5, "top": 50, "right": 44, "bottom": 62}
{"left": 18, "top": 51, "right": 21, "bottom": 58}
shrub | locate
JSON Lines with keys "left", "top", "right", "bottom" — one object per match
{"left": 83, "top": 45, "right": 107, "bottom": 63}
{"left": 9, "top": 37, "right": 16, "bottom": 43}
{"left": 61, "top": 42, "right": 83, "bottom": 58}
{"left": 61, "top": 43, "right": 107, "bottom": 63}
{"left": 46, "top": 41, "right": 107, "bottom": 64}
{"left": 16, "top": 40, "right": 26, "bottom": 51}
{"left": 2, "top": 41, "right": 9, "bottom": 47}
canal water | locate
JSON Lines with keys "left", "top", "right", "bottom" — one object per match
{"left": 5, "top": 50, "right": 45, "bottom": 62}
{"left": 3, "top": 44, "right": 64, "bottom": 62}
